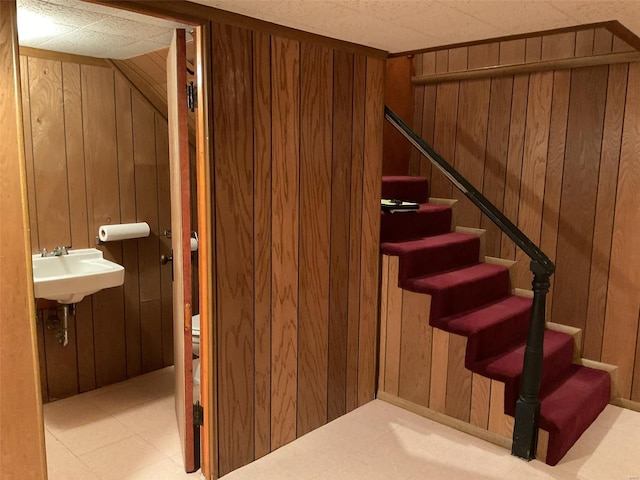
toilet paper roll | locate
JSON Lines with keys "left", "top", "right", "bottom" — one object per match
{"left": 99, "top": 222, "right": 150, "bottom": 242}
{"left": 190, "top": 237, "right": 198, "bottom": 252}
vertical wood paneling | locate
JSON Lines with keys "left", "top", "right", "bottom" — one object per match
{"left": 298, "top": 42, "right": 332, "bottom": 434}
{"left": 43, "top": 308, "right": 78, "bottom": 400}
{"left": 540, "top": 71, "right": 571, "bottom": 310}
{"left": 378, "top": 256, "right": 390, "bottom": 391}
{"left": 328, "top": 49, "right": 351, "bottom": 422}
{"left": 575, "top": 30, "right": 595, "bottom": 57}
{"left": 452, "top": 79, "right": 490, "bottom": 228}
{"left": 541, "top": 32, "right": 576, "bottom": 60}
{"left": 500, "top": 75, "right": 529, "bottom": 260}
{"left": 19, "top": 56, "right": 39, "bottom": 251}
{"left": 470, "top": 373, "right": 491, "bottom": 428}
{"left": 430, "top": 84, "right": 458, "bottom": 199}
{"left": 270, "top": 35, "right": 300, "bottom": 449}
{"left": 114, "top": 74, "right": 142, "bottom": 378}
{"left": 29, "top": 57, "right": 71, "bottom": 249}
{"left": 468, "top": 43, "right": 499, "bottom": 69}
{"left": 448, "top": 47, "right": 468, "bottom": 72}
{"left": 552, "top": 66, "right": 608, "bottom": 333}
{"left": 398, "top": 290, "right": 432, "bottom": 405}
{"left": 75, "top": 297, "right": 95, "bottom": 392}
{"left": 357, "top": 56, "right": 384, "bottom": 406}
{"left": 384, "top": 256, "right": 403, "bottom": 395}
{"left": 252, "top": 31, "right": 272, "bottom": 460}
{"left": 62, "top": 63, "right": 88, "bottom": 249}
{"left": 409, "top": 54, "right": 424, "bottom": 176}
{"left": 213, "top": 24, "right": 255, "bottom": 475}
{"left": 81, "top": 65, "right": 127, "bottom": 387}
{"left": 602, "top": 62, "right": 640, "bottom": 399}
{"left": 593, "top": 28, "right": 613, "bottom": 55}
{"left": 584, "top": 64, "right": 627, "bottom": 361}
{"left": 481, "top": 77, "right": 512, "bottom": 256}
{"left": 445, "top": 333, "right": 472, "bottom": 422}
{"left": 499, "top": 39, "right": 526, "bottom": 65}
{"left": 525, "top": 37, "right": 542, "bottom": 62}
{"left": 132, "top": 93, "right": 163, "bottom": 373}
{"left": 513, "top": 72, "right": 552, "bottom": 288}
{"left": 429, "top": 328, "right": 449, "bottom": 412}
{"left": 346, "top": 54, "right": 367, "bottom": 412}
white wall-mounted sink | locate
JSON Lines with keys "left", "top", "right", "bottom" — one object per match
{"left": 32, "top": 248, "right": 124, "bottom": 304}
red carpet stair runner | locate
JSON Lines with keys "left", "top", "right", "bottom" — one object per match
{"left": 380, "top": 176, "right": 611, "bottom": 466}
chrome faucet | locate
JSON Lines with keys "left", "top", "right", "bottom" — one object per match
{"left": 52, "top": 246, "right": 70, "bottom": 256}
{"left": 40, "top": 246, "right": 71, "bottom": 257}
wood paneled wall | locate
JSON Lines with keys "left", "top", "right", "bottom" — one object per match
{"left": 0, "top": 2, "right": 48, "bottom": 477}
{"left": 20, "top": 54, "right": 181, "bottom": 401}
{"left": 209, "top": 22, "right": 384, "bottom": 476}
{"left": 405, "top": 31, "right": 640, "bottom": 401}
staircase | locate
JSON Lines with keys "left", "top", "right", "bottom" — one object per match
{"left": 380, "top": 175, "right": 611, "bottom": 466}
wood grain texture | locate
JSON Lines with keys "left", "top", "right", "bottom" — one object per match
{"left": 62, "top": 62, "right": 89, "bottom": 249}
{"left": 448, "top": 47, "right": 468, "bottom": 72}
{"left": 43, "top": 307, "right": 78, "bottom": 400}
{"left": 602, "top": 62, "right": 640, "bottom": 399}
{"left": 270, "top": 35, "right": 300, "bottom": 449}
{"left": 468, "top": 43, "right": 499, "bottom": 69}
{"left": 357, "top": 56, "right": 384, "bottom": 406}
{"left": 500, "top": 75, "right": 529, "bottom": 260}
{"left": 593, "top": 28, "right": 613, "bottom": 55}
{"left": 481, "top": 77, "right": 512, "bottom": 256}
{"left": 584, "top": 64, "right": 627, "bottom": 361}
{"left": 398, "top": 290, "right": 432, "bottom": 406}
{"left": 29, "top": 57, "right": 71, "bottom": 249}
{"left": 445, "top": 333, "right": 472, "bottom": 422}
{"left": 575, "top": 30, "right": 595, "bottom": 57}
{"left": 384, "top": 256, "right": 403, "bottom": 396}
{"left": 252, "top": 30, "right": 272, "bottom": 460}
{"left": 500, "top": 39, "right": 526, "bottom": 65}
{"left": 328, "top": 49, "right": 352, "bottom": 422}
{"left": 378, "top": 256, "right": 390, "bottom": 391}
{"left": 132, "top": 93, "right": 163, "bottom": 372}
{"left": 470, "top": 373, "right": 491, "bottom": 428}
{"left": 540, "top": 70, "right": 570, "bottom": 311}
{"left": 0, "top": 3, "right": 47, "bottom": 475}
{"left": 298, "top": 41, "right": 332, "bottom": 433}
{"left": 552, "top": 66, "right": 608, "bottom": 333}
{"left": 488, "top": 380, "right": 513, "bottom": 437}
{"left": 452, "top": 79, "right": 490, "bottom": 228}
{"left": 409, "top": 54, "right": 424, "bottom": 176}
{"left": 430, "top": 328, "right": 450, "bottom": 412}
{"left": 346, "top": 54, "right": 366, "bottom": 412}
{"left": 541, "top": 32, "right": 576, "bottom": 60}
{"left": 525, "top": 37, "right": 542, "bottom": 62}
{"left": 430, "top": 83, "right": 459, "bottom": 199}
{"left": 513, "top": 72, "right": 552, "bottom": 288}
{"left": 383, "top": 56, "right": 412, "bottom": 176}
{"left": 213, "top": 24, "right": 255, "bottom": 475}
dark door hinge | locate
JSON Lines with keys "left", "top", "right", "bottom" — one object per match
{"left": 187, "top": 81, "right": 197, "bottom": 112}
{"left": 193, "top": 402, "right": 204, "bottom": 427}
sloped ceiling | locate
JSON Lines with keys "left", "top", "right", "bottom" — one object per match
{"left": 17, "top": 0, "right": 640, "bottom": 59}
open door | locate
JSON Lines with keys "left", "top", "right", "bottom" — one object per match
{"left": 167, "top": 28, "right": 198, "bottom": 473}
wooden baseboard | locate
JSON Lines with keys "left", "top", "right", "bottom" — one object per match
{"left": 610, "top": 397, "right": 640, "bottom": 413}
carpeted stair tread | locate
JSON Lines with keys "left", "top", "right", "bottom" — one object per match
{"left": 472, "top": 329, "right": 574, "bottom": 387}
{"left": 402, "top": 262, "right": 511, "bottom": 320}
{"left": 381, "top": 202, "right": 452, "bottom": 243}
{"left": 539, "top": 364, "right": 611, "bottom": 465}
{"left": 432, "top": 295, "right": 532, "bottom": 365}
{"left": 382, "top": 232, "right": 480, "bottom": 281}
{"left": 382, "top": 175, "right": 429, "bottom": 204}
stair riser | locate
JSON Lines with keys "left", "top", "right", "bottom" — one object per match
{"left": 381, "top": 209, "right": 452, "bottom": 243}
{"left": 405, "top": 269, "right": 510, "bottom": 320}
{"left": 382, "top": 177, "right": 429, "bottom": 204}
{"left": 397, "top": 238, "right": 481, "bottom": 282}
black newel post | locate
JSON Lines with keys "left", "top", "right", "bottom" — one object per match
{"left": 512, "top": 260, "right": 551, "bottom": 460}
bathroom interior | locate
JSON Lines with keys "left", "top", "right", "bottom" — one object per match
{"left": 16, "top": 0, "right": 204, "bottom": 474}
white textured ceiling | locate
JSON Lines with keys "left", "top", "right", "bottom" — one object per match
{"left": 17, "top": 0, "right": 189, "bottom": 59}
{"left": 194, "top": 0, "right": 640, "bottom": 53}
{"left": 16, "top": 0, "right": 640, "bottom": 59}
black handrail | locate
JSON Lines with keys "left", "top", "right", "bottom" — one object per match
{"left": 384, "top": 106, "right": 554, "bottom": 274}
{"left": 384, "top": 105, "right": 554, "bottom": 461}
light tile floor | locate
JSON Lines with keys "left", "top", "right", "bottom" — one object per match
{"left": 45, "top": 366, "right": 640, "bottom": 480}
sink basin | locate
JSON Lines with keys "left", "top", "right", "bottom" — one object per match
{"left": 32, "top": 248, "right": 125, "bottom": 304}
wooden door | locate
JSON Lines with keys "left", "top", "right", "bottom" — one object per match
{"left": 167, "top": 28, "right": 197, "bottom": 473}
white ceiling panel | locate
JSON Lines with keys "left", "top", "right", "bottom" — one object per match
{"left": 16, "top": 0, "right": 640, "bottom": 59}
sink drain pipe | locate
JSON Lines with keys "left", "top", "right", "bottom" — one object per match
{"left": 57, "top": 304, "right": 75, "bottom": 347}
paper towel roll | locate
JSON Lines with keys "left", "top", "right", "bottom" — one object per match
{"left": 190, "top": 237, "right": 198, "bottom": 252}
{"left": 99, "top": 222, "right": 150, "bottom": 242}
